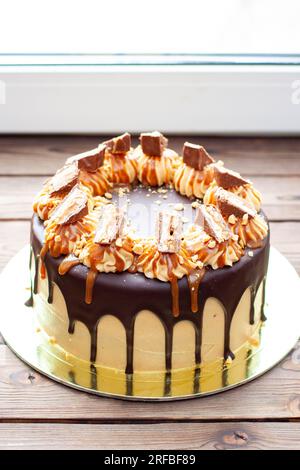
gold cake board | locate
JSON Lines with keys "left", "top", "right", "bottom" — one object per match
{"left": 0, "top": 245, "right": 299, "bottom": 401}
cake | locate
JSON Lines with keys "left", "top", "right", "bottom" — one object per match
{"left": 28, "top": 132, "right": 269, "bottom": 388}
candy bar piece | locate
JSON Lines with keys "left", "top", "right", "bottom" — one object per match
{"left": 183, "top": 142, "right": 214, "bottom": 171}
{"left": 195, "top": 204, "right": 230, "bottom": 243}
{"left": 50, "top": 185, "right": 88, "bottom": 225}
{"left": 156, "top": 211, "right": 183, "bottom": 253}
{"left": 94, "top": 205, "right": 125, "bottom": 245}
{"left": 214, "top": 165, "right": 249, "bottom": 189}
{"left": 215, "top": 188, "right": 256, "bottom": 219}
{"left": 104, "top": 133, "right": 131, "bottom": 154}
{"left": 48, "top": 164, "right": 79, "bottom": 196}
{"left": 66, "top": 144, "right": 106, "bottom": 173}
{"left": 140, "top": 131, "right": 168, "bottom": 157}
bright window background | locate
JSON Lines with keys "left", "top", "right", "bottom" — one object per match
{"left": 1, "top": 0, "right": 300, "bottom": 55}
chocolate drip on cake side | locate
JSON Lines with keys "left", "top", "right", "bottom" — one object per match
{"left": 29, "top": 214, "right": 270, "bottom": 377}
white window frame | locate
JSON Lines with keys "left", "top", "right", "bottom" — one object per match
{"left": 0, "top": 55, "right": 300, "bottom": 134}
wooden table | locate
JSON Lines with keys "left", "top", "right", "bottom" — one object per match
{"left": 0, "top": 136, "right": 300, "bottom": 450}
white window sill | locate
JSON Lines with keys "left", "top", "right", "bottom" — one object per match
{"left": 0, "top": 61, "right": 300, "bottom": 135}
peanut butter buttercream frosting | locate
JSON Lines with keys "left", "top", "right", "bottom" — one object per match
{"left": 104, "top": 133, "right": 138, "bottom": 184}
{"left": 174, "top": 142, "right": 216, "bottom": 198}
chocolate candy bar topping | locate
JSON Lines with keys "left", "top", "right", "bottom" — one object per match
{"left": 104, "top": 133, "right": 131, "bottom": 154}
{"left": 214, "top": 165, "right": 249, "bottom": 189}
{"left": 215, "top": 188, "right": 256, "bottom": 219}
{"left": 156, "top": 211, "right": 183, "bottom": 253}
{"left": 194, "top": 204, "right": 230, "bottom": 243}
{"left": 140, "top": 131, "right": 168, "bottom": 157}
{"left": 48, "top": 164, "right": 79, "bottom": 196}
{"left": 66, "top": 144, "right": 106, "bottom": 173}
{"left": 94, "top": 205, "right": 125, "bottom": 245}
{"left": 183, "top": 142, "right": 214, "bottom": 171}
{"left": 50, "top": 184, "right": 88, "bottom": 225}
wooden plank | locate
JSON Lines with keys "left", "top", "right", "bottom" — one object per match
{"left": 0, "top": 136, "right": 300, "bottom": 176}
{"left": 0, "top": 342, "right": 300, "bottom": 421}
{"left": 0, "top": 422, "right": 300, "bottom": 450}
{"left": 0, "top": 175, "right": 299, "bottom": 221}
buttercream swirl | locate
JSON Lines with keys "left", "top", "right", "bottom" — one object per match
{"left": 230, "top": 213, "right": 269, "bottom": 249}
{"left": 204, "top": 180, "right": 261, "bottom": 211}
{"left": 183, "top": 225, "right": 243, "bottom": 269}
{"left": 135, "top": 147, "right": 179, "bottom": 186}
{"left": 80, "top": 237, "right": 134, "bottom": 274}
{"left": 79, "top": 166, "right": 112, "bottom": 196}
{"left": 173, "top": 160, "right": 215, "bottom": 199}
{"left": 105, "top": 150, "right": 137, "bottom": 184}
{"left": 133, "top": 238, "right": 201, "bottom": 282}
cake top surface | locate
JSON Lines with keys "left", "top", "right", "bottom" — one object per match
{"left": 33, "top": 132, "right": 268, "bottom": 314}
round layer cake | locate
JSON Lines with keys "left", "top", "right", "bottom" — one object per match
{"left": 28, "top": 132, "right": 270, "bottom": 376}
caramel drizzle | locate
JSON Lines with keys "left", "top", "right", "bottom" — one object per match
{"left": 187, "top": 268, "right": 206, "bottom": 313}
{"left": 236, "top": 218, "right": 266, "bottom": 249}
{"left": 84, "top": 242, "right": 127, "bottom": 304}
{"left": 58, "top": 255, "right": 80, "bottom": 275}
{"left": 140, "top": 154, "right": 172, "bottom": 187}
{"left": 141, "top": 156, "right": 158, "bottom": 186}
{"left": 109, "top": 154, "right": 132, "bottom": 184}
{"left": 128, "top": 254, "right": 139, "bottom": 273}
{"left": 39, "top": 243, "right": 48, "bottom": 279}
{"left": 85, "top": 268, "right": 98, "bottom": 304}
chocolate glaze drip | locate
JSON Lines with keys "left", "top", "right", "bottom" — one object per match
{"left": 29, "top": 213, "right": 270, "bottom": 375}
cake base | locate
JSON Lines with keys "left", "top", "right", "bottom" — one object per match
{"left": 0, "top": 245, "right": 299, "bottom": 401}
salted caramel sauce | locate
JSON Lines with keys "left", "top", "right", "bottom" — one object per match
{"left": 58, "top": 254, "right": 80, "bottom": 275}
{"left": 84, "top": 241, "right": 129, "bottom": 304}
{"left": 128, "top": 254, "right": 139, "bottom": 274}
{"left": 165, "top": 254, "right": 180, "bottom": 317}
{"left": 187, "top": 268, "right": 206, "bottom": 313}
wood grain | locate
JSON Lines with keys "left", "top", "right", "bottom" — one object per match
{"left": 0, "top": 422, "right": 300, "bottom": 450}
{"left": 0, "top": 136, "right": 300, "bottom": 176}
{"left": 0, "top": 343, "right": 300, "bottom": 421}
{"left": 0, "top": 175, "right": 299, "bottom": 221}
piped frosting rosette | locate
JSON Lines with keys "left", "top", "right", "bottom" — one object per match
{"left": 174, "top": 142, "right": 217, "bottom": 199}
{"left": 213, "top": 188, "right": 268, "bottom": 249}
{"left": 183, "top": 204, "right": 243, "bottom": 270}
{"left": 104, "top": 133, "right": 137, "bottom": 184}
{"left": 204, "top": 163, "right": 261, "bottom": 211}
{"left": 135, "top": 131, "right": 179, "bottom": 186}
